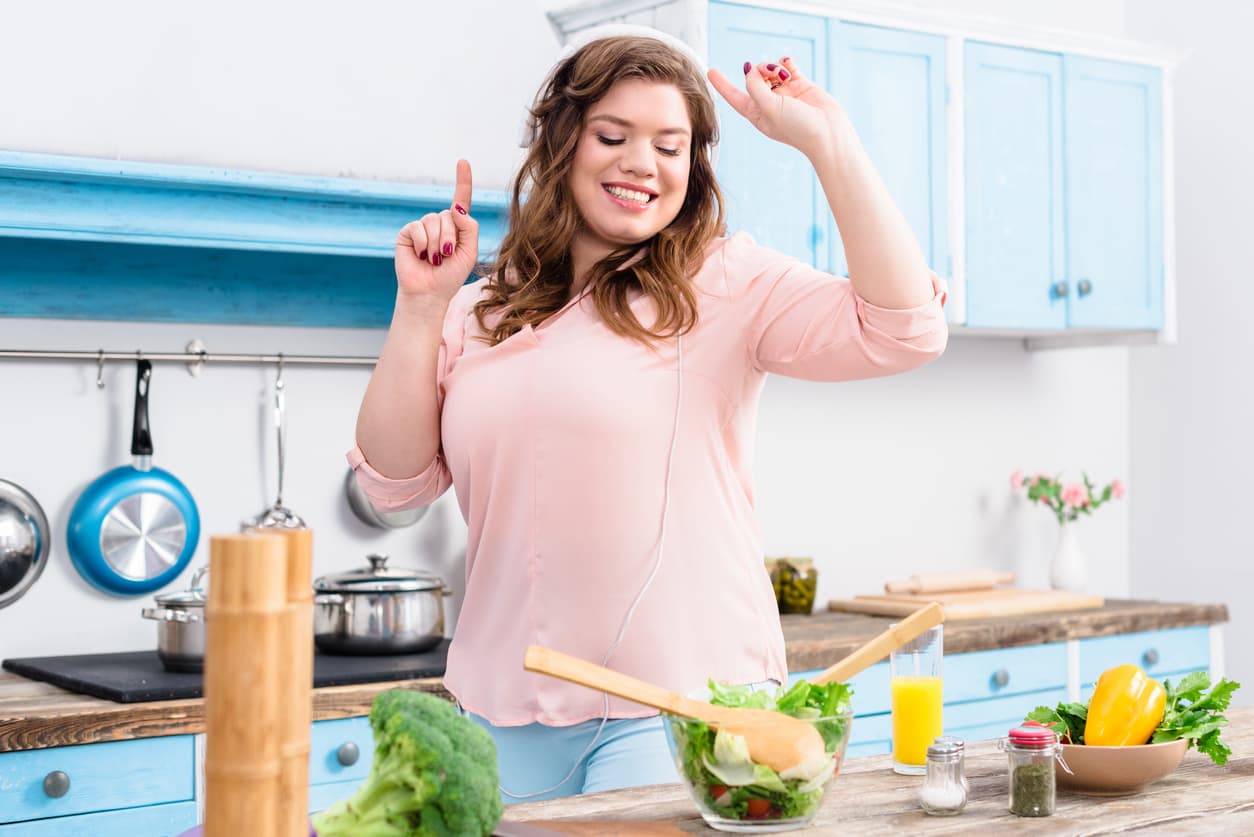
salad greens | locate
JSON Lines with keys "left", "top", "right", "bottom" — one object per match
{"left": 671, "top": 679, "right": 853, "bottom": 823}
{"left": 1026, "top": 671, "right": 1239, "bottom": 765}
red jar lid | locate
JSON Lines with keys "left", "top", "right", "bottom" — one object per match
{"left": 1008, "top": 725, "right": 1058, "bottom": 748}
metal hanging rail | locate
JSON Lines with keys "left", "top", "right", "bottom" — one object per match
{"left": 0, "top": 343, "right": 378, "bottom": 385}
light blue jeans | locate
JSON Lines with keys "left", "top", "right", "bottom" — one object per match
{"left": 466, "top": 713, "right": 679, "bottom": 803}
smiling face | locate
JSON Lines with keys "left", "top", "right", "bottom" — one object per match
{"left": 568, "top": 78, "right": 693, "bottom": 271}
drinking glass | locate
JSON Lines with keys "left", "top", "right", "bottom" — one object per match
{"left": 890, "top": 623, "right": 943, "bottom": 775}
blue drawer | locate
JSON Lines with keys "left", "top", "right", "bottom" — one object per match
{"left": 1079, "top": 627, "right": 1210, "bottom": 686}
{"left": 310, "top": 717, "right": 374, "bottom": 786}
{"left": 0, "top": 736, "right": 194, "bottom": 824}
{"left": 943, "top": 643, "right": 1068, "bottom": 703}
{"left": 0, "top": 800, "right": 197, "bottom": 836}
{"left": 308, "top": 777, "right": 365, "bottom": 814}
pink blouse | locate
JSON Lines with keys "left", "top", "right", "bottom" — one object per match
{"left": 347, "top": 232, "right": 947, "bottom": 726}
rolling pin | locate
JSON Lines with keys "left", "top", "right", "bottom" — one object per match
{"left": 204, "top": 532, "right": 288, "bottom": 837}
{"left": 884, "top": 570, "right": 1015, "bottom": 595}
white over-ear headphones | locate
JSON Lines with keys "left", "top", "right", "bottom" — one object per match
{"left": 518, "top": 23, "right": 721, "bottom": 167}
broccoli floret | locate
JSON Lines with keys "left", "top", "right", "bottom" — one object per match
{"left": 312, "top": 689, "right": 504, "bottom": 837}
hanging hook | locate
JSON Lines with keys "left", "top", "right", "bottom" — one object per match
{"left": 96, "top": 350, "right": 105, "bottom": 389}
{"left": 275, "top": 353, "right": 285, "bottom": 391}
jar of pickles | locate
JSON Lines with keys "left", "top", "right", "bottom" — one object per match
{"left": 766, "top": 558, "right": 818, "bottom": 615}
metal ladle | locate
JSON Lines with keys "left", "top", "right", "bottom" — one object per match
{"left": 251, "top": 358, "right": 306, "bottom": 530}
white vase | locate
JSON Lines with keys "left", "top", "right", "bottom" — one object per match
{"left": 1050, "top": 525, "right": 1087, "bottom": 592}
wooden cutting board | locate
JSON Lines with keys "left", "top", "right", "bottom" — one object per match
{"left": 496, "top": 820, "right": 688, "bottom": 836}
{"left": 828, "top": 587, "right": 1104, "bottom": 620}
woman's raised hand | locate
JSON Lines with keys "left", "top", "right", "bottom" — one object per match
{"left": 708, "top": 58, "right": 845, "bottom": 162}
{"left": 394, "top": 159, "right": 480, "bottom": 303}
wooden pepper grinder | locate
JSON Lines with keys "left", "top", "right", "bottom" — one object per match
{"left": 273, "top": 527, "right": 314, "bottom": 837}
{"left": 203, "top": 532, "right": 288, "bottom": 836}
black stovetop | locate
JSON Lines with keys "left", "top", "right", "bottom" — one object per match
{"left": 2, "top": 640, "right": 449, "bottom": 703}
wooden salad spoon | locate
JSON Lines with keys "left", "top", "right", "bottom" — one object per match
{"left": 523, "top": 646, "right": 827, "bottom": 775}
{"left": 810, "top": 602, "right": 945, "bottom": 685}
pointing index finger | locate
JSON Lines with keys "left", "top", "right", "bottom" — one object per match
{"left": 452, "top": 159, "right": 473, "bottom": 215}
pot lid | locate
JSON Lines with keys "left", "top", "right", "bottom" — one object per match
{"left": 155, "top": 588, "right": 206, "bottom": 607}
{"left": 314, "top": 553, "right": 444, "bottom": 593}
{"left": 153, "top": 565, "right": 209, "bottom": 608}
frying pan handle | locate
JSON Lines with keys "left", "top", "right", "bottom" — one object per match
{"left": 132, "top": 359, "right": 154, "bottom": 458}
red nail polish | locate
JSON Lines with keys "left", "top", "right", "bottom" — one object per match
{"left": 781, "top": 56, "right": 791, "bottom": 63}
{"left": 779, "top": 69, "right": 790, "bottom": 81}
{"left": 454, "top": 204, "right": 467, "bottom": 215}
{"left": 743, "top": 61, "right": 751, "bottom": 74}
{"left": 419, "top": 250, "right": 428, "bottom": 261}
{"left": 442, "top": 242, "right": 453, "bottom": 256}
{"left": 766, "top": 63, "right": 777, "bottom": 71}
{"left": 432, "top": 253, "right": 442, "bottom": 266}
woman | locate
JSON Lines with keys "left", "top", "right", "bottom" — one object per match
{"left": 348, "top": 30, "right": 947, "bottom": 801}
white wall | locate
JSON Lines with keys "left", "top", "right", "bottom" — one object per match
{"left": 0, "top": 0, "right": 1147, "bottom": 663}
{"left": 1124, "top": 0, "right": 1254, "bottom": 702}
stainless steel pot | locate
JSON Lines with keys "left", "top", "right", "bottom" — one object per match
{"left": 314, "top": 554, "right": 451, "bottom": 655}
{"left": 142, "top": 566, "right": 207, "bottom": 672}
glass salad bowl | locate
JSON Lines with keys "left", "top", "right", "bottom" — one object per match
{"left": 663, "top": 680, "right": 854, "bottom": 833}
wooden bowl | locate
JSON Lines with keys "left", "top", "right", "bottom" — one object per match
{"left": 1056, "top": 739, "right": 1188, "bottom": 796}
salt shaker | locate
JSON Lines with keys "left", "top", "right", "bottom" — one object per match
{"left": 933, "top": 735, "right": 969, "bottom": 793}
{"left": 918, "top": 740, "right": 967, "bottom": 816}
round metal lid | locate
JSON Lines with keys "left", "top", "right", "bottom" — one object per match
{"left": 0, "top": 479, "right": 51, "bottom": 610}
{"left": 314, "top": 554, "right": 444, "bottom": 594}
{"left": 155, "top": 588, "right": 206, "bottom": 608}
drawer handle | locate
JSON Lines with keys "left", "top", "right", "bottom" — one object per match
{"left": 336, "top": 741, "right": 360, "bottom": 767}
{"left": 43, "top": 770, "right": 71, "bottom": 798}
{"left": 991, "top": 669, "right": 1010, "bottom": 688}
{"left": 1142, "top": 648, "right": 1160, "bottom": 667}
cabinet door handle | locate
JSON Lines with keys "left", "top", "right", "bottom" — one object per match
{"left": 991, "top": 669, "right": 1010, "bottom": 688}
{"left": 1142, "top": 648, "right": 1160, "bottom": 667}
{"left": 336, "top": 741, "right": 360, "bottom": 767}
{"left": 42, "top": 770, "right": 71, "bottom": 798}
{"left": 1077, "top": 278, "right": 1093, "bottom": 297}
{"left": 1051, "top": 280, "right": 1070, "bottom": 299}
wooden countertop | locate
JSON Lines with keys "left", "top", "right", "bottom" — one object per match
{"left": 0, "top": 599, "right": 1227, "bottom": 753}
{"left": 505, "top": 705, "right": 1254, "bottom": 834}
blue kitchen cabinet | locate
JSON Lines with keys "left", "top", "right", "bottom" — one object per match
{"left": 709, "top": 2, "right": 831, "bottom": 271}
{"left": 708, "top": 3, "right": 949, "bottom": 280}
{"left": 964, "top": 42, "right": 1067, "bottom": 330}
{"left": 965, "top": 42, "right": 1164, "bottom": 330}
{"left": 0, "top": 735, "right": 195, "bottom": 835}
{"left": 1063, "top": 56, "right": 1164, "bottom": 329}
{"left": 830, "top": 22, "right": 949, "bottom": 279}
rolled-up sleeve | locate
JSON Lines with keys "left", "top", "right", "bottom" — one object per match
{"left": 729, "top": 234, "right": 948, "bottom": 381}
{"left": 344, "top": 282, "right": 480, "bottom": 511}
{"left": 346, "top": 443, "right": 452, "bottom": 511}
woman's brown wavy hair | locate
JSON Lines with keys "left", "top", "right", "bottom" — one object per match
{"left": 472, "top": 36, "right": 725, "bottom": 346}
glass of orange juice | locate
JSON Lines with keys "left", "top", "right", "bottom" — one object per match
{"left": 890, "top": 623, "right": 943, "bottom": 775}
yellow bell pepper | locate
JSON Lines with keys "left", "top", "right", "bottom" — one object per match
{"left": 1084, "top": 664, "right": 1166, "bottom": 746}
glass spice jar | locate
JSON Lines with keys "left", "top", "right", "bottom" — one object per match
{"left": 765, "top": 557, "right": 818, "bottom": 614}
{"left": 1001, "top": 725, "right": 1060, "bottom": 817}
{"left": 918, "top": 740, "right": 967, "bottom": 816}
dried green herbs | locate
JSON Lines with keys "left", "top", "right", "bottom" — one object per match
{"left": 1009, "top": 761, "right": 1055, "bottom": 816}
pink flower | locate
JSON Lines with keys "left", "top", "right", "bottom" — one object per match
{"left": 1111, "top": 479, "right": 1126, "bottom": 499}
{"left": 1061, "top": 483, "right": 1089, "bottom": 508}
{"left": 1010, "top": 470, "right": 1024, "bottom": 490}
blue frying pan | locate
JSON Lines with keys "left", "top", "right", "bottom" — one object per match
{"left": 67, "top": 359, "right": 200, "bottom": 595}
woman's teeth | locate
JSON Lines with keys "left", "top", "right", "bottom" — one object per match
{"left": 605, "top": 185, "right": 653, "bottom": 205}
